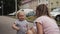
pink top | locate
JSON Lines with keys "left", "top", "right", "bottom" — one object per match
{"left": 34, "top": 16, "right": 60, "bottom": 34}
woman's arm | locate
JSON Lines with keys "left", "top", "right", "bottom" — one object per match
{"left": 12, "top": 23, "right": 20, "bottom": 31}
{"left": 36, "top": 22, "right": 43, "bottom": 34}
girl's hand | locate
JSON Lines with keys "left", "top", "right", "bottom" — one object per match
{"left": 12, "top": 23, "right": 20, "bottom": 31}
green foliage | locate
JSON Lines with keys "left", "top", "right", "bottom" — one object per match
{"left": 26, "top": 16, "right": 36, "bottom": 22}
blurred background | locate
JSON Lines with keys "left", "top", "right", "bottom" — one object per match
{"left": 0, "top": 0, "right": 60, "bottom": 34}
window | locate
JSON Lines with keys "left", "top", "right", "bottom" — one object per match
{"left": 51, "top": 2, "right": 53, "bottom": 5}
{"left": 56, "top": 1, "right": 59, "bottom": 4}
{"left": 56, "top": 1, "right": 59, "bottom": 6}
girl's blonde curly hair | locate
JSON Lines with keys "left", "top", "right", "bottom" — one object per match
{"left": 16, "top": 10, "right": 26, "bottom": 18}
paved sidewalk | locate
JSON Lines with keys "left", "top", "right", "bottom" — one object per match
{"left": 0, "top": 16, "right": 16, "bottom": 34}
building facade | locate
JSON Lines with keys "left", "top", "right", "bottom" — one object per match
{"left": 19, "top": 0, "right": 38, "bottom": 10}
{"left": 19, "top": 0, "right": 60, "bottom": 11}
{"left": 49, "top": 0, "right": 60, "bottom": 9}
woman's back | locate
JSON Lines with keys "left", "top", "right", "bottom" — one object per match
{"left": 35, "top": 16, "right": 60, "bottom": 34}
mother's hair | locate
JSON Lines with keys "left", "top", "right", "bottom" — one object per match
{"left": 36, "top": 4, "right": 51, "bottom": 17}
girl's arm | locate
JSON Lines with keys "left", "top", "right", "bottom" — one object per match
{"left": 36, "top": 22, "right": 43, "bottom": 34}
{"left": 12, "top": 23, "right": 20, "bottom": 31}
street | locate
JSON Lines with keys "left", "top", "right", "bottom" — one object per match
{"left": 0, "top": 16, "right": 60, "bottom": 34}
{"left": 0, "top": 16, "right": 16, "bottom": 34}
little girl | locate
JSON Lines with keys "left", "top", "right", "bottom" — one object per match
{"left": 12, "top": 11, "right": 29, "bottom": 34}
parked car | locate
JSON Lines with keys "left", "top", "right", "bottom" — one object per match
{"left": 8, "top": 9, "right": 35, "bottom": 16}
{"left": 8, "top": 12, "right": 16, "bottom": 16}
{"left": 26, "top": 11, "right": 35, "bottom": 17}
{"left": 50, "top": 8, "right": 60, "bottom": 21}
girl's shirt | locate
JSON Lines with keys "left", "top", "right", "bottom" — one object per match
{"left": 15, "top": 19, "right": 29, "bottom": 34}
{"left": 33, "top": 16, "right": 60, "bottom": 34}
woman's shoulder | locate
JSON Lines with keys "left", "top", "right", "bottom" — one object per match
{"left": 36, "top": 16, "right": 46, "bottom": 19}
{"left": 34, "top": 16, "right": 48, "bottom": 22}
{"left": 34, "top": 16, "right": 44, "bottom": 22}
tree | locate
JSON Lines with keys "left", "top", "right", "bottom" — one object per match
{"left": 0, "top": 0, "right": 22, "bottom": 15}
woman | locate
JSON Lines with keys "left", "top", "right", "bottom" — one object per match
{"left": 27, "top": 4, "right": 60, "bottom": 34}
